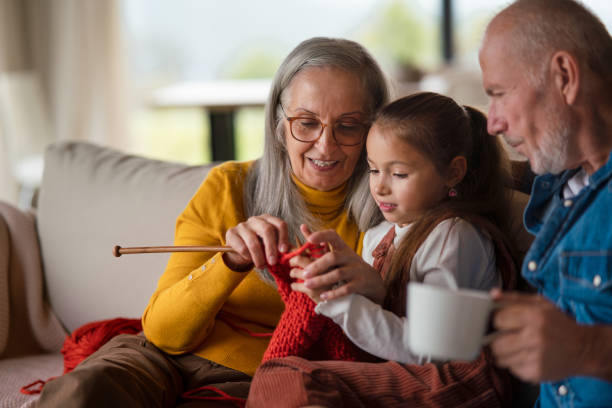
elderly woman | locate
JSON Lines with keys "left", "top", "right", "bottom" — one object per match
{"left": 35, "top": 37, "right": 389, "bottom": 407}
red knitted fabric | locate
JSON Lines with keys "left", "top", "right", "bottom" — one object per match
{"left": 262, "top": 242, "right": 376, "bottom": 362}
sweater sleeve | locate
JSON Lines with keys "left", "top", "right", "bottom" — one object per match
{"left": 316, "top": 218, "right": 499, "bottom": 363}
{"left": 316, "top": 294, "right": 422, "bottom": 364}
{"left": 142, "top": 162, "right": 254, "bottom": 354}
{"left": 412, "top": 218, "right": 500, "bottom": 290}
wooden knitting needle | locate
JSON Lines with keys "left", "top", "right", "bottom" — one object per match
{"left": 113, "top": 245, "right": 235, "bottom": 257}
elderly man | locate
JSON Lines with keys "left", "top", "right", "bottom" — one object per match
{"left": 479, "top": 0, "right": 612, "bottom": 406}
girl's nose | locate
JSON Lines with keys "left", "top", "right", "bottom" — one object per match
{"left": 373, "top": 177, "right": 390, "bottom": 195}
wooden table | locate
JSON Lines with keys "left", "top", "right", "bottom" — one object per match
{"left": 150, "top": 79, "right": 271, "bottom": 161}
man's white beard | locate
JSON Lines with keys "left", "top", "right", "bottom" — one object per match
{"left": 530, "top": 109, "right": 571, "bottom": 175}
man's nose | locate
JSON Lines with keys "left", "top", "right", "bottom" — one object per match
{"left": 487, "top": 106, "right": 506, "bottom": 135}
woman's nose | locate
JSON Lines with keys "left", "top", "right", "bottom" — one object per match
{"left": 314, "top": 125, "right": 339, "bottom": 153}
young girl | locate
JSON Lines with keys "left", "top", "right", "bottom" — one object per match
{"left": 248, "top": 92, "right": 519, "bottom": 407}
{"left": 311, "top": 91, "right": 518, "bottom": 364}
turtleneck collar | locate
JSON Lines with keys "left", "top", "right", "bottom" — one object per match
{"left": 291, "top": 173, "right": 348, "bottom": 222}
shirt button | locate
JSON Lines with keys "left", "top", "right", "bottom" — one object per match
{"left": 528, "top": 261, "right": 538, "bottom": 271}
{"left": 563, "top": 199, "right": 573, "bottom": 207}
{"left": 593, "top": 275, "right": 602, "bottom": 287}
{"left": 202, "top": 265, "right": 206, "bottom": 271}
{"left": 558, "top": 384, "right": 568, "bottom": 396}
{"left": 188, "top": 274, "right": 193, "bottom": 281}
{"left": 211, "top": 258, "right": 215, "bottom": 263}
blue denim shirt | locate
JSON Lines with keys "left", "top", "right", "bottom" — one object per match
{"left": 523, "top": 151, "right": 612, "bottom": 408}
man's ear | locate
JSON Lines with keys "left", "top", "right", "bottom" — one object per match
{"left": 447, "top": 156, "right": 467, "bottom": 187}
{"left": 550, "top": 51, "right": 579, "bottom": 105}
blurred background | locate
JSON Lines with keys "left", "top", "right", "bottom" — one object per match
{"left": 1, "top": 0, "right": 612, "bottom": 208}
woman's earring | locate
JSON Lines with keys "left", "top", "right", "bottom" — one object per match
{"left": 448, "top": 187, "right": 458, "bottom": 198}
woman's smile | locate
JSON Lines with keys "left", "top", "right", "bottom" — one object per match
{"left": 308, "top": 157, "right": 339, "bottom": 170}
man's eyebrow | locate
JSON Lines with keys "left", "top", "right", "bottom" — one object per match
{"left": 338, "top": 111, "right": 365, "bottom": 117}
{"left": 485, "top": 87, "right": 499, "bottom": 96}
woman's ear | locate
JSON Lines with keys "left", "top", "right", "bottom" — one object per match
{"left": 447, "top": 156, "right": 467, "bottom": 187}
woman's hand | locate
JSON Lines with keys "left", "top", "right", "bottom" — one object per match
{"left": 290, "top": 225, "right": 386, "bottom": 304}
{"left": 223, "top": 214, "right": 291, "bottom": 271}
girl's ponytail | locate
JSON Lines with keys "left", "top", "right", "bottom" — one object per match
{"left": 457, "top": 106, "right": 512, "bottom": 229}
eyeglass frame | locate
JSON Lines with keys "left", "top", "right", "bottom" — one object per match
{"left": 279, "top": 103, "right": 370, "bottom": 147}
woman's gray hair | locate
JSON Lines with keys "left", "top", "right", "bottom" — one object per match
{"left": 243, "top": 37, "right": 388, "bottom": 282}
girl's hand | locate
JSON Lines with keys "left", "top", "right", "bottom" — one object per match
{"left": 290, "top": 225, "right": 386, "bottom": 304}
{"left": 223, "top": 214, "right": 291, "bottom": 271}
{"left": 288, "top": 254, "right": 328, "bottom": 304}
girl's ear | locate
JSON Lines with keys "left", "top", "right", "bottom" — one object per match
{"left": 447, "top": 156, "right": 467, "bottom": 187}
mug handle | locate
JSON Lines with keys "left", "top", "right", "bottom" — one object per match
{"left": 482, "top": 300, "right": 515, "bottom": 345}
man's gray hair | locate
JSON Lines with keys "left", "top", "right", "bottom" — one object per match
{"left": 243, "top": 37, "right": 388, "bottom": 281}
{"left": 490, "top": 0, "right": 612, "bottom": 87}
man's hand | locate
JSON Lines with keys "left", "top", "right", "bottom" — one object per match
{"left": 489, "top": 289, "right": 591, "bottom": 383}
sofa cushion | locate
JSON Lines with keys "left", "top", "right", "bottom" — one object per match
{"left": 37, "top": 142, "right": 215, "bottom": 332}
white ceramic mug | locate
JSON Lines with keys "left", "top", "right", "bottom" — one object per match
{"left": 407, "top": 282, "right": 493, "bottom": 361}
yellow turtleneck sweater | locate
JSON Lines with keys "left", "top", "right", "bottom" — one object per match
{"left": 142, "top": 161, "right": 364, "bottom": 376}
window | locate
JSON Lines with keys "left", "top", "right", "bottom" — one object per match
{"left": 123, "top": 0, "right": 612, "bottom": 164}
{"left": 454, "top": 0, "right": 612, "bottom": 68}
{"left": 121, "top": 0, "right": 439, "bottom": 163}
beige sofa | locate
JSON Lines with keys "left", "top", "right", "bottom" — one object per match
{"left": 0, "top": 141, "right": 537, "bottom": 407}
{"left": 0, "top": 141, "right": 215, "bottom": 407}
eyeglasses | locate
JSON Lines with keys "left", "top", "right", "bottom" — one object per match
{"left": 280, "top": 104, "right": 368, "bottom": 147}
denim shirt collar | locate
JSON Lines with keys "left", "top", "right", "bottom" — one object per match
{"left": 524, "top": 150, "right": 612, "bottom": 235}
{"left": 587, "top": 149, "right": 612, "bottom": 189}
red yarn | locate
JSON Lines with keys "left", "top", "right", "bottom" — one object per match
{"left": 20, "top": 317, "right": 142, "bottom": 395}
{"left": 20, "top": 379, "right": 51, "bottom": 395}
{"left": 262, "top": 242, "right": 377, "bottom": 362}
{"left": 61, "top": 317, "right": 142, "bottom": 373}
{"left": 181, "top": 385, "right": 246, "bottom": 407}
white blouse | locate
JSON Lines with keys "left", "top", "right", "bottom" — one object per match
{"left": 315, "top": 218, "right": 500, "bottom": 364}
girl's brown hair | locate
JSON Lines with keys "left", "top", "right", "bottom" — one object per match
{"left": 374, "top": 92, "right": 514, "bottom": 315}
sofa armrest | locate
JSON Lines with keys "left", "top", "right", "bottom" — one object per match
{"left": 0, "top": 201, "right": 66, "bottom": 358}
{"left": 0, "top": 206, "right": 9, "bottom": 355}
